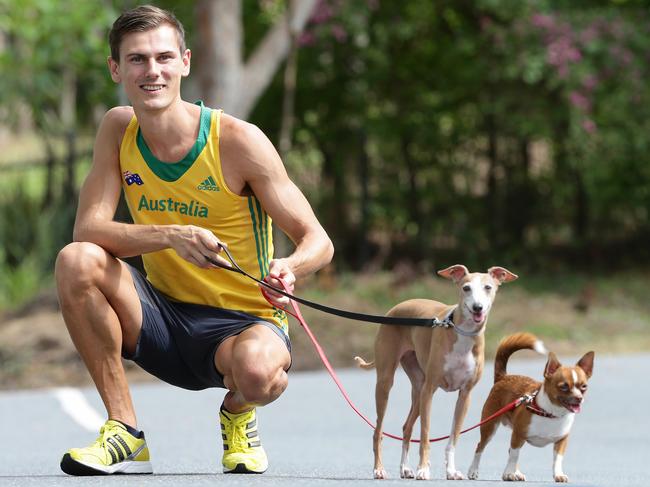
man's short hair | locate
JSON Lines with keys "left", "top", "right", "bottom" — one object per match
{"left": 109, "top": 4, "right": 186, "bottom": 62}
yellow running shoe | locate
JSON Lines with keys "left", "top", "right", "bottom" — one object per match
{"left": 220, "top": 405, "right": 268, "bottom": 474}
{"left": 60, "top": 419, "right": 152, "bottom": 475}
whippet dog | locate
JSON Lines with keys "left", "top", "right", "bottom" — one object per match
{"left": 355, "top": 265, "right": 518, "bottom": 480}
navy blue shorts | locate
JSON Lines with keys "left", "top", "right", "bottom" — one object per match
{"left": 122, "top": 262, "right": 291, "bottom": 391}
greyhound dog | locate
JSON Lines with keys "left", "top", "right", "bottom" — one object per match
{"left": 355, "top": 265, "right": 518, "bottom": 480}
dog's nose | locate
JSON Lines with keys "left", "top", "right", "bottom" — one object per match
{"left": 473, "top": 303, "right": 483, "bottom": 313}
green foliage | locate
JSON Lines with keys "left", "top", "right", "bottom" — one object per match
{"left": 252, "top": 0, "right": 650, "bottom": 271}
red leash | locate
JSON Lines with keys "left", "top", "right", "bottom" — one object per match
{"left": 262, "top": 282, "right": 530, "bottom": 443}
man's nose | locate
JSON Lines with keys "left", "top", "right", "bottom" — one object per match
{"left": 144, "top": 58, "right": 161, "bottom": 77}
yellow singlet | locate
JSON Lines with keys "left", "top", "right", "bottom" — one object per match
{"left": 119, "top": 102, "right": 288, "bottom": 334}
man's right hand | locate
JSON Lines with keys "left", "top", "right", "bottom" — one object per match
{"left": 168, "top": 225, "right": 231, "bottom": 269}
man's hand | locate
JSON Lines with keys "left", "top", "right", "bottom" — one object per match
{"left": 262, "top": 259, "right": 296, "bottom": 308}
{"left": 168, "top": 225, "right": 231, "bottom": 269}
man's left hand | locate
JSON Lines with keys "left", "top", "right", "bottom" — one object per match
{"left": 262, "top": 259, "right": 296, "bottom": 308}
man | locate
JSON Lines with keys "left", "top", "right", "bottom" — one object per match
{"left": 55, "top": 4, "right": 333, "bottom": 476}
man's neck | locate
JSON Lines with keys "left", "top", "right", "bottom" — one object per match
{"left": 135, "top": 99, "right": 201, "bottom": 163}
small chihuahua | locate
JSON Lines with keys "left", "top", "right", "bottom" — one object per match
{"left": 468, "top": 333, "right": 594, "bottom": 483}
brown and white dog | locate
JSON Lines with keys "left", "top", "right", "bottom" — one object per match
{"left": 467, "top": 333, "right": 595, "bottom": 482}
{"left": 355, "top": 265, "right": 518, "bottom": 480}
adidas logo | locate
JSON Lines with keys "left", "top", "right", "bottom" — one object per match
{"left": 197, "top": 176, "right": 219, "bottom": 191}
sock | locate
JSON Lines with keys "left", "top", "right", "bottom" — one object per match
{"left": 115, "top": 419, "right": 144, "bottom": 439}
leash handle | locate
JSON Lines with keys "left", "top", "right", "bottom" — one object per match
{"left": 207, "top": 245, "right": 450, "bottom": 328}
{"left": 263, "top": 278, "right": 524, "bottom": 443}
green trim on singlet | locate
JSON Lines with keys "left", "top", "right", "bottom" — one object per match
{"left": 136, "top": 101, "right": 211, "bottom": 182}
{"left": 248, "top": 196, "right": 267, "bottom": 278}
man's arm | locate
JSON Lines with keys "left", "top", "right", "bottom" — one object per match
{"left": 225, "top": 120, "right": 334, "bottom": 304}
{"left": 73, "top": 107, "right": 230, "bottom": 268}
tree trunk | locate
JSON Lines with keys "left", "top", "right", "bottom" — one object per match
{"left": 196, "top": 0, "right": 242, "bottom": 113}
{"left": 195, "top": 0, "right": 318, "bottom": 119}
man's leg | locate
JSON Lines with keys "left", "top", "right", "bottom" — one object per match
{"left": 55, "top": 241, "right": 143, "bottom": 427}
{"left": 214, "top": 324, "right": 290, "bottom": 473}
{"left": 214, "top": 324, "right": 291, "bottom": 413}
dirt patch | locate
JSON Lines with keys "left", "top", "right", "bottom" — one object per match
{"left": 2, "top": 274, "right": 649, "bottom": 391}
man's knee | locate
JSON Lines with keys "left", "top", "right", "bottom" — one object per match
{"left": 233, "top": 360, "right": 288, "bottom": 405}
{"left": 55, "top": 242, "right": 110, "bottom": 293}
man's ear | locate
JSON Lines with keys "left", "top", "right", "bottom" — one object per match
{"left": 181, "top": 49, "right": 191, "bottom": 77}
{"left": 437, "top": 265, "right": 469, "bottom": 283}
{"left": 107, "top": 56, "right": 121, "bottom": 83}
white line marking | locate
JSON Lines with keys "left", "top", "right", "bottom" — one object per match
{"left": 53, "top": 387, "right": 104, "bottom": 432}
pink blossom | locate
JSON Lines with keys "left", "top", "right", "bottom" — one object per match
{"left": 582, "top": 75, "right": 598, "bottom": 92}
{"left": 298, "top": 31, "right": 316, "bottom": 47}
{"left": 311, "top": 0, "right": 333, "bottom": 24}
{"left": 331, "top": 23, "right": 347, "bottom": 42}
{"left": 531, "top": 13, "right": 555, "bottom": 30}
{"left": 582, "top": 119, "right": 597, "bottom": 134}
{"left": 569, "top": 91, "right": 591, "bottom": 111}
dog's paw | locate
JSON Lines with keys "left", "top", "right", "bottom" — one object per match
{"left": 446, "top": 469, "right": 466, "bottom": 480}
{"left": 400, "top": 465, "right": 415, "bottom": 479}
{"left": 503, "top": 470, "right": 526, "bottom": 481}
{"left": 467, "top": 468, "right": 479, "bottom": 480}
{"left": 373, "top": 468, "right": 388, "bottom": 479}
{"left": 554, "top": 473, "right": 569, "bottom": 483}
{"left": 415, "top": 466, "right": 430, "bottom": 480}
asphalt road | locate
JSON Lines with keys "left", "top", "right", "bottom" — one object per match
{"left": 1, "top": 353, "right": 648, "bottom": 486}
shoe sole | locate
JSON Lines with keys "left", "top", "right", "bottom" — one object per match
{"left": 224, "top": 463, "right": 267, "bottom": 474}
{"left": 60, "top": 454, "right": 153, "bottom": 476}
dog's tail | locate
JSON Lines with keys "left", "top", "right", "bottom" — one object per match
{"left": 354, "top": 356, "right": 375, "bottom": 370}
{"left": 494, "top": 332, "right": 548, "bottom": 383}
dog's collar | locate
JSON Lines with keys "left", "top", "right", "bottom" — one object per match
{"left": 525, "top": 390, "right": 558, "bottom": 419}
{"left": 445, "top": 307, "right": 486, "bottom": 337}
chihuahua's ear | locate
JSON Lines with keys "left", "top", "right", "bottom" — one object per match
{"left": 576, "top": 351, "right": 595, "bottom": 378}
{"left": 544, "top": 352, "right": 562, "bottom": 379}
{"left": 488, "top": 267, "right": 518, "bottom": 284}
{"left": 438, "top": 265, "right": 469, "bottom": 283}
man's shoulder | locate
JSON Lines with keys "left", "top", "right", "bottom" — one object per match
{"left": 102, "top": 106, "right": 135, "bottom": 135}
{"left": 220, "top": 113, "right": 266, "bottom": 143}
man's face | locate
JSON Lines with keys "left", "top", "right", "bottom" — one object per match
{"left": 107, "top": 24, "right": 190, "bottom": 112}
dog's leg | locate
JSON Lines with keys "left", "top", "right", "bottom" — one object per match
{"left": 502, "top": 434, "right": 527, "bottom": 481}
{"left": 444, "top": 388, "right": 472, "bottom": 480}
{"left": 467, "top": 408, "right": 500, "bottom": 480}
{"left": 372, "top": 340, "right": 401, "bottom": 480}
{"left": 399, "top": 351, "right": 424, "bottom": 479}
{"left": 416, "top": 377, "right": 438, "bottom": 480}
{"left": 552, "top": 436, "right": 569, "bottom": 483}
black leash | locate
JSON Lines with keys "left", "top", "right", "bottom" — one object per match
{"left": 206, "top": 246, "right": 458, "bottom": 330}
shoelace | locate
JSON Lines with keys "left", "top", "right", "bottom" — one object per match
{"left": 225, "top": 413, "right": 252, "bottom": 451}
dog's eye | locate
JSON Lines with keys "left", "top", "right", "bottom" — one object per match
{"left": 579, "top": 384, "right": 588, "bottom": 391}
{"left": 462, "top": 285, "right": 471, "bottom": 292}
{"left": 484, "top": 285, "right": 492, "bottom": 291}
{"left": 559, "top": 383, "right": 569, "bottom": 392}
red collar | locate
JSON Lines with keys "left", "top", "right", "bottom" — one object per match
{"left": 525, "top": 391, "right": 558, "bottom": 419}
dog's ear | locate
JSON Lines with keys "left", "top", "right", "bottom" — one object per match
{"left": 488, "top": 267, "right": 518, "bottom": 284}
{"left": 544, "top": 352, "right": 562, "bottom": 379}
{"left": 438, "top": 265, "right": 469, "bottom": 283}
{"left": 576, "top": 351, "right": 594, "bottom": 378}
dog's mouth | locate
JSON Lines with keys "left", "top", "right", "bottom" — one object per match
{"left": 472, "top": 311, "right": 485, "bottom": 324}
{"left": 559, "top": 396, "right": 582, "bottom": 413}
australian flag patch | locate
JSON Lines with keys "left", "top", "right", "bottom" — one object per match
{"left": 123, "top": 171, "right": 144, "bottom": 186}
